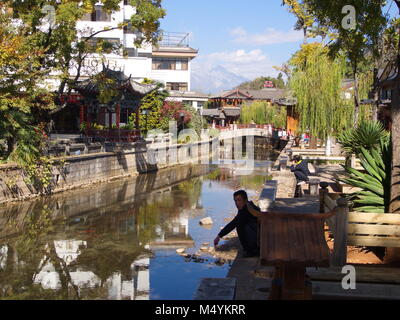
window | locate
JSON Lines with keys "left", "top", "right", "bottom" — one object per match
{"left": 80, "top": 6, "right": 111, "bottom": 22}
{"left": 85, "top": 37, "right": 120, "bottom": 53}
{"left": 166, "top": 82, "right": 188, "bottom": 91}
{"left": 152, "top": 58, "right": 188, "bottom": 70}
{"left": 123, "top": 48, "right": 138, "bottom": 57}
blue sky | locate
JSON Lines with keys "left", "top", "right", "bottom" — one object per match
{"left": 160, "top": 0, "right": 399, "bottom": 92}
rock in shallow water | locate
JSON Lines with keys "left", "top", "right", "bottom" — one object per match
{"left": 199, "top": 217, "right": 213, "bottom": 225}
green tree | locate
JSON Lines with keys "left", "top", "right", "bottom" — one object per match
{"left": 301, "top": 0, "right": 387, "bottom": 125}
{"left": 3, "top": 0, "right": 166, "bottom": 112}
{"left": 237, "top": 76, "right": 286, "bottom": 90}
{"left": 131, "top": 79, "right": 169, "bottom": 133}
{"left": 0, "top": 7, "right": 54, "bottom": 162}
{"left": 289, "top": 43, "right": 352, "bottom": 139}
{"left": 240, "top": 101, "right": 287, "bottom": 127}
{"left": 282, "top": 0, "right": 323, "bottom": 43}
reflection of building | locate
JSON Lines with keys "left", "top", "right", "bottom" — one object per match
{"left": 108, "top": 257, "right": 150, "bottom": 300}
{"left": 32, "top": 240, "right": 150, "bottom": 300}
{"left": 151, "top": 212, "right": 194, "bottom": 249}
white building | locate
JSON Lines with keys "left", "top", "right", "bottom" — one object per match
{"left": 70, "top": 1, "right": 198, "bottom": 91}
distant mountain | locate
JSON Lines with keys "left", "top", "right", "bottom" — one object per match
{"left": 191, "top": 65, "right": 249, "bottom": 95}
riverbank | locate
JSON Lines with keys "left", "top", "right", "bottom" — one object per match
{"left": 0, "top": 138, "right": 218, "bottom": 205}
{"left": 207, "top": 141, "right": 390, "bottom": 299}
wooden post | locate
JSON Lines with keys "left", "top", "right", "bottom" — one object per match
{"left": 116, "top": 103, "right": 120, "bottom": 129}
{"left": 319, "top": 182, "right": 329, "bottom": 213}
{"left": 332, "top": 197, "right": 349, "bottom": 267}
{"left": 308, "top": 178, "right": 320, "bottom": 196}
{"left": 108, "top": 110, "right": 112, "bottom": 129}
{"left": 79, "top": 104, "right": 85, "bottom": 125}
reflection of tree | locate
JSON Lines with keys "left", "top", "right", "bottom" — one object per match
{"left": 0, "top": 168, "right": 207, "bottom": 299}
{"left": 176, "top": 177, "right": 202, "bottom": 210}
{"left": 0, "top": 205, "right": 75, "bottom": 299}
{"left": 73, "top": 237, "right": 147, "bottom": 287}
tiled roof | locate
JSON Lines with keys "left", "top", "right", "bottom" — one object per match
{"left": 212, "top": 88, "right": 287, "bottom": 100}
{"left": 168, "top": 91, "right": 210, "bottom": 99}
{"left": 245, "top": 89, "right": 287, "bottom": 100}
{"left": 222, "top": 107, "right": 241, "bottom": 117}
{"left": 202, "top": 109, "right": 220, "bottom": 117}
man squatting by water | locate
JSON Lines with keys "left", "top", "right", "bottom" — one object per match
{"left": 214, "top": 190, "right": 261, "bottom": 258}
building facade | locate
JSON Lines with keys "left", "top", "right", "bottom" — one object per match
{"left": 71, "top": 2, "right": 198, "bottom": 90}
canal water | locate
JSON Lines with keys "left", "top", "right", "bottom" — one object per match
{"left": 0, "top": 139, "right": 279, "bottom": 300}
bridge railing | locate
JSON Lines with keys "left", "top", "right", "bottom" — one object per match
{"left": 214, "top": 124, "right": 273, "bottom": 131}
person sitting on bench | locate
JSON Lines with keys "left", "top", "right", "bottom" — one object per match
{"left": 290, "top": 155, "right": 311, "bottom": 186}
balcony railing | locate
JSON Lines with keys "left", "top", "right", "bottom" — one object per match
{"left": 159, "top": 32, "right": 190, "bottom": 48}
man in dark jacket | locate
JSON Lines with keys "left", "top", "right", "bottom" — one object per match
{"left": 213, "top": 190, "right": 260, "bottom": 257}
{"left": 290, "top": 155, "right": 311, "bottom": 184}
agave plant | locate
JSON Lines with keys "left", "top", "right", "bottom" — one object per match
{"left": 338, "top": 139, "right": 391, "bottom": 213}
{"left": 336, "top": 120, "right": 389, "bottom": 156}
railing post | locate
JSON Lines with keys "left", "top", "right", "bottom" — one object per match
{"left": 279, "top": 156, "right": 288, "bottom": 171}
{"left": 308, "top": 178, "right": 320, "bottom": 196}
{"left": 332, "top": 197, "right": 349, "bottom": 267}
{"left": 319, "top": 182, "right": 329, "bottom": 213}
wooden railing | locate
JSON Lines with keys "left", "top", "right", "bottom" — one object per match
{"left": 214, "top": 124, "right": 272, "bottom": 130}
{"left": 320, "top": 183, "right": 400, "bottom": 266}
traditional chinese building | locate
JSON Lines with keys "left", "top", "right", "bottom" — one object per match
{"left": 52, "top": 67, "right": 158, "bottom": 141}
{"left": 203, "top": 88, "right": 286, "bottom": 127}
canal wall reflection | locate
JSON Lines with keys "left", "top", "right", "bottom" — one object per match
{"left": 0, "top": 164, "right": 210, "bottom": 299}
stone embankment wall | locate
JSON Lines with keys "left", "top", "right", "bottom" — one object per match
{"left": 0, "top": 139, "right": 218, "bottom": 205}
{"left": 0, "top": 164, "right": 210, "bottom": 238}
{"left": 271, "top": 139, "right": 297, "bottom": 198}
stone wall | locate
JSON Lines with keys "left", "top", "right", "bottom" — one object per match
{"left": 0, "top": 163, "right": 211, "bottom": 238}
{"left": 0, "top": 139, "right": 219, "bottom": 205}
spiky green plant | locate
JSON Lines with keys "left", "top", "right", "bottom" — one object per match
{"left": 338, "top": 139, "right": 391, "bottom": 213}
{"left": 336, "top": 120, "right": 389, "bottom": 156}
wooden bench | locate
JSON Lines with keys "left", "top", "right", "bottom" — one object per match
{"left": 320, "top": 186, "right": 400, "bottom": 263}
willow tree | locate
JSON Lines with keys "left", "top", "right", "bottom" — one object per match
{"left": 240, "top": 101, "right": 287, "bottom": 128}
{"left": 301, "top": 0, "right": 387, "bottom": 126}
{"left": 289, "top": 43, "right": 352, "bottom": 140}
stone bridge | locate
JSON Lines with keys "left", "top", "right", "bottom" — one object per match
{"left": 218, "top": 127, "right": 272, "bottom": 140}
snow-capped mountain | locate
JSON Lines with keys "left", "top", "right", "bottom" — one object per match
{"left": 191, "top": 65, "right": 248, "bottom": 95}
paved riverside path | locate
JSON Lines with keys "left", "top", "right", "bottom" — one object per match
{"left": 227, "top": 197, "right": 320, "bottom": 300}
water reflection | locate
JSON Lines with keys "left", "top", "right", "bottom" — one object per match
{"left": 0, "top": 159, "right": 274, "bottom": 300}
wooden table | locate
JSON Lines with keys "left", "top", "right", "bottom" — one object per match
{"left": 259, "top": 211, "right": 334, "bottom": 300}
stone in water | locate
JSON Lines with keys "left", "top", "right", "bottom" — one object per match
{"left": 199, "top": 217, "right": 213, "bottom": 225}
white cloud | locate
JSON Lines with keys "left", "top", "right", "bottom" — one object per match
{"left": 230, "top": 26, "right": 304, "bottom": 45}
{"left": 192, "top": 49, "right": 278, "bottom": 80}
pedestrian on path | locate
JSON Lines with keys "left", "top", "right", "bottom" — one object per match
{"left": 214, "top": 190, "right": 261, "bottom": 258}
